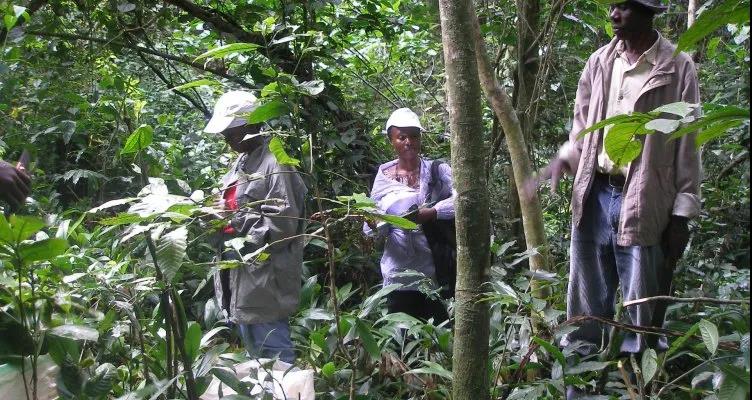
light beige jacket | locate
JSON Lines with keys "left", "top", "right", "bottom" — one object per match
{"left": 564, "top": 36, "right": 702, "bottom": 246}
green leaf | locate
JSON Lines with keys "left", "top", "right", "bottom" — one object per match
{"left": 247, "top": 100, "right": 287, "bottom": 124}
{"left": 532, "top": 336, "right": 566, "bottom": 367}
{"left": 268, "top": 136, "right": 300, "bottom": 167}
{"left": 168, "top": 79, "right": 222, "bottom": 91}
{"left": 604, "top": 122, "right": 648, "bottom": 167}
{"left": 50, "top": 324, "right": 99, "bottom": 342}
{"left": 720, "top": 364, "right": 751, "bottom": 388}
{"left": 193, "top": 42, "right": 261, "bottom": 61}
{"left": 184, "top": 321, "right": 201, "bottom": 364}
{"left": 355, "top": 319, "right": 380, "bottom": 360}
{"left": 2, "top": 215, "right": 45, "bottom": 243}
{"left": 337, "top": 193, "right": 376, "bottom": 208}
{"left": 645, "top": 118, "right": 681, "bottom": 133}
{"left": 121, "top": 124, "right": 154, "bottom": 155}
{"left": 676, "top": 0, "right": 750, "bottom": 54}
{"left": 666, "top": 321, "right": 699, "bottom": 358}
{"left": 358, "top": 284, "right": 401, "bottom": 318}
{"left": 576, "top": 112, "right": 652, "bottom": 139}
{"left": 47, "top": 334, "right": 80, "bottom": 366}
{"left": 98, "top": 213, "right": 147, "bottom": 226}
{"left": 719, "top": 365, "right": 749, "bottom": 400}
{"left": 668, "top": 106, "right": 750, "bottom": 141}
{"left": 405, "top": 360, "right": 453, "bottom": 380}
{"left": 566, "top": 361, "right": 611, "bottom": 374}
{"left": 211, "top": 367, "right": 249, "bottom": 395}
{"left": 155, "top": 226, "right": 187, "bottom": 283}
{"left": 641, "top": 348, "right": 658, "bottom": 385}
{"left": 296, "top": 80, "right": 325, "bottom": 96}
{"left": 652, "top": 102, "right": 698, "bottom": 118}
{"left": 62, "top": 169, "right": 108, "bottom": 185}
{"left": 695, "top": 120, "right": 746, "bottom": 148}
{"left": 698, "top": 319, "right": 719, "bottom": 355}
{"left": 83, "top": 363, "right": 116, "bottom": 398}
{"left": 321, "top": 361, "right": 336, "bottom": 379}
{"left": 369, "top": 213, "right": 418, "bottom": 230}
{"left": 18, "top": 238, "right": 68, "bottom": 263}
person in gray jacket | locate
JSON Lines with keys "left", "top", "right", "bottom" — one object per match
{"left": 204, "top": 90, "right": 307, "bottom": 363}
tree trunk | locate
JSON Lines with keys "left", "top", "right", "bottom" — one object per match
{"left": 513, "top": 0, "right": 541, "bottom": 141}
{"left": 437, "top": 0, "right": 491, "bottom": 398}
{"left": 687, "top": 0, "right": 698, "bottom": 28}
{"left": 468, "top": 4, "right": 551, "bottom": 292}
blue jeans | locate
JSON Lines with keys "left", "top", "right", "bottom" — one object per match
{"left": 238, "top": 319, "right": 295, "bottom": 364}
{"left": 563, "top": 176, "right": 667, "bottom": 355}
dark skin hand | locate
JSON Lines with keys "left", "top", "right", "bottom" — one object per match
{"left": 0, "top": 160, "right": 31, "bottom": 209}
{"left": 388, "top": 126, "right": 437, "bottom": 224}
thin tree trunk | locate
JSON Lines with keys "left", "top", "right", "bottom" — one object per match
{"left": 468, "top": 4, "right": 551, "bottom": 294}
{"left": 437, "top": 0, "right": 491, "bottom": 398}
{"left": 687, "top": 0, "right": 698, "bottom": 28}
{"left": 513, "top": 0, "right": 540, "bottom": 140}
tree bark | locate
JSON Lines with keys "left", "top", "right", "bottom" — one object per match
{"left": 687, "top": 0, "right": 698, "bottom": 28}
{"left": 437, "top": 0, "right": 491, "bottom": 398}
{"left": 468, "top": 5, "right": 551, "bottom": 291}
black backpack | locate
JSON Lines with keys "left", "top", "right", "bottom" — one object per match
{"left": 423, "top": 160, "right": 457, "bottom": 299}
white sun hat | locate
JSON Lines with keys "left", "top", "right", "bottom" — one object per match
{"left": 204, "top": 90, "right": 260, "bottom": 134}
{"left": 384, "top": 108, "right": 424, "bottom": 134}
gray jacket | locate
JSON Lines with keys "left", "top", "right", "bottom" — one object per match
{"left": 214, "top": 139, "right": 307, "bottom": 324}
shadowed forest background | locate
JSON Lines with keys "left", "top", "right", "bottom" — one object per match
{"left": 0, "top": 0, "right": 749, "bottom": 399}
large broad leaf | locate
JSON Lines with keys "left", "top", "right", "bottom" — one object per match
{"left": 405, "top": 360, "right": 453, "bottom": 380}
{"left": 121, "top": 124, "right": 154, "bottom": 155}
{"left": 699, "top": 319, "right": 719, "bottom": 355}
{"left": 0, "top": 215, "right": 45, "bottom": 244}
{"left": 184, "top": 321, "right": 202, "bottom": 364}
{"left": 676, "top": 0, "right": 750, "bottom": 54}
{"left": 193, "top": 43, "right": 261, "bottom": 61}
{"left": 155, "top": 226, "right": 187, "bottom": 283}
{"left": 355, "top": 319, "right": 380, "bottom": 360}
{"left": 603, "top": 122, "right": 649, "bottom": 167}
{"left": 532, "top": 336, "right": 566, "bottom": 367}
{"left": 358, "top": 284, "right": 401, "bottom": 318}
{"left": 83, "top": 363, "right": 116, "bottom": 398}
{"left": 652, "top": 102, "right": 699, "bottom": 118}
{"left": 247, "top": 100, "right": 287, "bottom": 124}
{"left": 50, "top": 324, "right": 99, "bottom": 342}
{"left": 669, "top": 106, "right": 750, "bottom": 141}
{"left": 566, "top": 361, "right": 611, "bottom": 374}
{"left": 268, "top": 136, "right": 300, "bottom": 167}
{"left": 695, "top": 120, "right": 746, "bottom": 148}
{"left": 641, "top": 348, "right": 658, "bottom": 385}
{"left": 666, "top": 322, "right": 699, "bottom": 358}
{"left": 576, "top": 112, "right": 652, "bottom": 139}
{"left": 18, "top": 238, "right": 68, "bottom": 264}
{"left": 368, "top": 213, "right": 418, "bottom": 230}
{"left": 211, "top": 367, "right": 249, "bottom": 395}
{"left": 719, "top": 364, "right": 750, "bottom": 400}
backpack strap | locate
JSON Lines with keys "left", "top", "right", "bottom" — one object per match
{"left": 427, "top": 160, "right": 446, "bottom": 204}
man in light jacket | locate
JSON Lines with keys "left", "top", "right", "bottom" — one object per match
{"left": 546, "top": 0, "right": 701, "bottom": 363}
{"left": 205, "top": 90, "right": 307, "bottom": 363}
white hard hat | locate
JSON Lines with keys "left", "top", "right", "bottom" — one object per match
{"left": 204, "top": 91, "right": 259, "bottom": 134}
{"left": 384, "top": 108, "right": 424, "bottom": 134}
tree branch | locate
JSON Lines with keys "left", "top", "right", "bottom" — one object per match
{"left": 718, "top": 151, "right": 749, "bottom": 180}
{"left": 622, "top": 295, "right": 749, "bottom": 308}
{"left": 23, "top": 29, "right": 254, "bottom": 89}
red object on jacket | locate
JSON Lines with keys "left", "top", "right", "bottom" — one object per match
{"left": 222, "top": 182, "right": 238, "bottom": 234}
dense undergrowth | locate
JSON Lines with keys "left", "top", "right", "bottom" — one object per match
{"left": 0, "top": 0, "right": 750, "bottom": 399}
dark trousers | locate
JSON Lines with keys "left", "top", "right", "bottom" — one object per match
{"left": 386, "top": 290, "right": 449, "bottom": 325}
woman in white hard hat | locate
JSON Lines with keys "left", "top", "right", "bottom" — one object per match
{"left": 363, "top": 108, "right": 454, "bottom": 324}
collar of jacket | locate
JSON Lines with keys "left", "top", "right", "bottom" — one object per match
{"left": 597, "top": 34, "right": 677, "bottom": 93}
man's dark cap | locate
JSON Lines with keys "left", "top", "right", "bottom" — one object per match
{"left": 626, "top": 0, "right": 668, "bottom": 14}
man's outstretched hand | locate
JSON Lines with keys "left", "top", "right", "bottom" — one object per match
{"left": 0, "top": 160, "right": 31, "bottom": 209}
{"left": 521, "top": 156, "right": 574, "bottom": 201}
